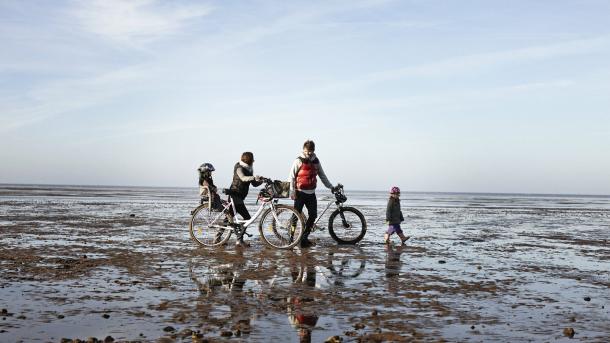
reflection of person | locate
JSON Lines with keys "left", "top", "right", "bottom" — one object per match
{"left": 191, "top": 251, "right": 247, "bottom": 296}
{"left": 384, "top": 186, "right": 410, "bottom": 245}
{"left": 289, "top": 140, "right": 336, "bottom": 248}
{"left": 385, "top": 244, "right": 404, "bottom": 293}
{"left": 287, "top": 255, "right": 319, "bottom": 343}
{"left": 229, "top": 152, "right": 264, "bottom": 247}
{"left": 190, "top": 251, "right": 251, "bottom": 334}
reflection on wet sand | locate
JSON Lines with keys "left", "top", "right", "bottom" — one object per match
{"left": 186, "top": 248, "right": 368, "bottom": 342}
{"left": 1, "top": 185, "right": 610, "bottom": 341}
{"left": 287, "top": 252, "right": 318, "bottom": 343}
{"left": 385, "top": 244, "right": 405, "bottom": 294}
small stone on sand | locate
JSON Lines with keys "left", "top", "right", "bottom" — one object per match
{"left": 325, "top": 335, "right": 343, "bottom": 343}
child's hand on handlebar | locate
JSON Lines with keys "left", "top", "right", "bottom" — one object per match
{"left": 255, "top": 175, "right": 272, "bottom": 183}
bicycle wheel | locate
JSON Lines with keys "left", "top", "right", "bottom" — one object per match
{"left": 189, "top": 203, "right": 232, "bottom": 247}
{"left": 328, "top": 247, "right": 367, "bottom": 278}
{"left": 328, "top": 207, "right": 367, "bottom": 244}
{"left": 258, "top": 205, "right": 305, "bottom": 249}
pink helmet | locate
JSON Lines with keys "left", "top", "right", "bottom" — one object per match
{"left": 390, "top": 186, "right": 400, "bottom": 194}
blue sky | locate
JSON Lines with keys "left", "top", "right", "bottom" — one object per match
{"left": 1, "top": 0, "right": 609, "bottom": 194}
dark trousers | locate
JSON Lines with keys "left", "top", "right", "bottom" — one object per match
{"left": 230, "top": 197, "right": 251, "bottom": 220}
{"left": 294, "top": 191, "right": 317, "bottom": 240}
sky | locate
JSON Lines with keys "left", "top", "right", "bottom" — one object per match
{"left": 1, "top": 0, "right": 609, "bottom": 194}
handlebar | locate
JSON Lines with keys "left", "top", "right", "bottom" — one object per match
{"left": 332, "top": 183, "right": 344, "bottom": 194}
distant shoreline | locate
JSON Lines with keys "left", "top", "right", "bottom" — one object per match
{"left": 1, "top": 182, "right": 609, "bottom": 198}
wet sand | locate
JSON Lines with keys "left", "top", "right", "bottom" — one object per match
{"left": 1, "top": 185, "right": 609, "bottom": 342}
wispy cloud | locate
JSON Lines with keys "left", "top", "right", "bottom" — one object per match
{"left": 69, "top": 0, "right": 212, "bottom": 43}
{"left": 280, "top": 35, "right": 610, "bottom": 99}
{"left": 1, "top": 0, "right": 397, "bottom": 133}
{"left": 0, "top": 64, "right": 154, "bottom": 132}
{"left": 1, "top": 0, "right": 213, "bottom": 131}
{"left": 195, "top": 0, "right": 397, "bottom": 55}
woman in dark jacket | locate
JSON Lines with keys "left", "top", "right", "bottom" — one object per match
{"left": 229, "top": 152, "right": 263, "bottom": 246}
{"left": 384, "top": 186, "right": 410, "bottom": 244}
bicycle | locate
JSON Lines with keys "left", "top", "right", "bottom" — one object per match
{"left": 189, "top": 179, "right": 305, "bottom": 249}
{"left": 301, "top": 184, "right": 367, "bottom": 244}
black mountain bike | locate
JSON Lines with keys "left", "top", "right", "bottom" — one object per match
{"left": 305, "top": 184, "right": 367, "bottom": 244}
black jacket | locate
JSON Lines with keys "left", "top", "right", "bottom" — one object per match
{"left": 386, "top": 197, "right": 404, "bottom": 225}
{"left": 230, "top": 162, "right": 262, "bottom": 199}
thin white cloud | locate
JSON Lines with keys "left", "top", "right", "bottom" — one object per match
{"left": 194, "top": 0, "right": 397, "bottom": 55}
{"left": 281, "top": 35, "right": 610, "bottom": 99}
{"left": 91, "top": 79, "right": 576, "bottom": 140}
{"left": 69, "top": 0, "right": 212, "bottom": 43}
{"left": 0, "top": 64, "right": 154, "bottom": 132}
{"left": 0, "top": 0, "right": 398, "bottom": 133}
{"left": 379, "top": 35, "right": 610, "bottom": 79}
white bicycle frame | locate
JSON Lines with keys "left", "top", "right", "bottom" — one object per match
{"left": 201, "top": 185, "right": 283, "bottom": 231}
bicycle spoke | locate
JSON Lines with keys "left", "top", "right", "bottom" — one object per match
{"left": 328, "top": 207, "right": 367, "bottom": 244}
{"left": 189, "top": 204, "right": 232, "bottom": 246}
{"left": 259, "top": 205, "right": 304, "bottom": 249}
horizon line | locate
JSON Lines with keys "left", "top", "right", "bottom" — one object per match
{"left": 1, "top": 182, "right": 609, "bottom": 198}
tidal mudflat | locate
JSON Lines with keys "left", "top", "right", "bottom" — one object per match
{"left": 1, "top": 185, "right": 609, "bottom": 342}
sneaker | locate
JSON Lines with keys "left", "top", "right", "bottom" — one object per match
{"left": 236, "top": 238, "right": 250, "bottom": 248}
{"left": 213, "top": 230, "right": 224, "bottom": 244}
{"left": 299, "top": 239, "right": 316, "bottom": 248}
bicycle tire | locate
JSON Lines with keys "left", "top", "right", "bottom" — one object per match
{"left": 189, "top": 203, "right": 232, "bottom": 247}
{"left": 258, "top": 204, "right": 305, "bottom": 249}
{"left": 328, "top": 247, "right": 366, "bottom": 278}
{"left": 328, "top": 207, "right": 367, "bottom": 244}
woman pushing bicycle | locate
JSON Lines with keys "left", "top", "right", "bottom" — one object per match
{"left": 289, "top": 140, "right": 338, "bottom": 248}
{"left": 228, "top": 151, "right": 264, "bottom": 247}
{"left": 190, "top": 153, "right": 306, "bottom": 250}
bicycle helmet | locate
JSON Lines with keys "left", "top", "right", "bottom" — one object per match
{"left": 390, "top": 186, "right": 400, "bottom": 194}
{"left": 198, "top": 163, "right": 215, "bottom": 173}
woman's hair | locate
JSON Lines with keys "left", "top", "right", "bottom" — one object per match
{"left": 303, "top": 140, "right": 315, "bottom": 151}
{"left": 241, "top": 151, "right": 254, "bottom": 165}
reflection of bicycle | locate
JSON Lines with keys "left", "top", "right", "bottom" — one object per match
{"left": 304, "top": 184, "right": 367, "bottom": 244}
{"left": 327, "top": 246, "right": 367, "bottom": 278}
{"left": 189, "top": 179, "right": 305, "bottom": 249}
